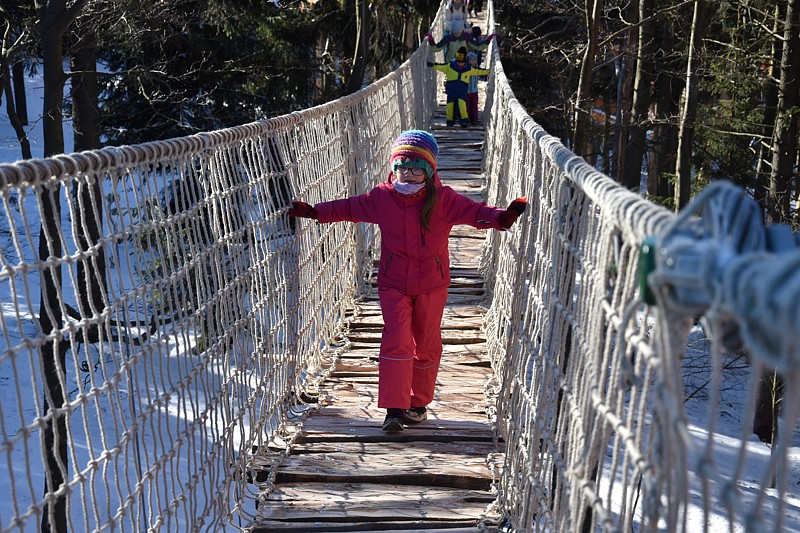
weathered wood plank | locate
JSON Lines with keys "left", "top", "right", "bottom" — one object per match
{"left": 339, "top": 349, "right": 491, "bottom": 368}
{"left": 326, "top": 359, "right": 492, "bottom": 380}
{"left": 254, "top": 523, "right": 498, "bottom": 533}
{"left": 261, "top": 443, "right": 493, "bottom": 490}
{"left": 256, "top": 482, "right": 495, "bottom": 521}
{"left": 352, "top": 300, "right": 486, "bottom": 315}
{"left": 345, "top": 330, "right": 486, "bottom": 345}
{"left": 348, "top": 316, "right": 484, "bottom": 330}
{"left": 284, "top": 440, "right": 499, "bottom": 457}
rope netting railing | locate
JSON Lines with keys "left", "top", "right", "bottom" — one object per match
{"left": 0, "top": 24, "right": 440, "bottom": 531}
{"left": 479, "top": 3, "right": 799, "bottom": 532}
{"left": 1, "top": 1, "right": 799, "bottom": 531}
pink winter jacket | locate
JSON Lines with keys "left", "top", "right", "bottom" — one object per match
{"left": 315, "top": 172, "right": 506, "bottom": 295}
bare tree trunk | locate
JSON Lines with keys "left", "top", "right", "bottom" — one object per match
{"left": 572, "top": 0, "right": 604, "bottom": 158}
{"left": 753, "top": 369, "right": 782, "bottom": 445}
{"left": 38, "top": 2, "right": 67, "bottom": 525}
{"left": 34, "top": 1, "right": 88, "bottom": 531}
{"left": 647, "top": 19, "right": 679, "bottom": 200}
{"left": 71, "top": 26, "right": 107, "bottom": 341}
{"left": 403, "top": 13, "right": 415, "bottom": 60}
{"left": 754, "top": 4, "right": 782, "bottom": 210}
{"left": 674, "top": 0, "right": 705, "bottom": 210}
{"left": 622, "top": 0, "right": 653, "bottom": 192}
{"left": 613, "top": 1, "right": 637, "bottom": 182}
{"left": 12, "top": 58, "right": 28, "bottom": 125}
{"left": 345, "top": 0, "right": 369, "bottom": 95}
{"left": 1, "top": 57, "right": 32, "bottom": 159}
{"left": 768, "top": 0, "right": 800, "bottom": 224}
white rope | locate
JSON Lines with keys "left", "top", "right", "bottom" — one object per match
{"left": 0, "top": 26, "right": 437, "bottom": 532}
{"left": 479, "top": 2, "right": 799, "bottom": 532}
{"left": 0, "top": 1, "right": 798, "bottom": 531}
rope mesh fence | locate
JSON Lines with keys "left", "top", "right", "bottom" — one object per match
{"left": 0, "top": 1, "right": 798, "bottom": 531}
{"left": 0, "top": 36, "right": 438, "bottom": 532}
{"left": 479, "top": 3, "right": 799, "bottom": 532}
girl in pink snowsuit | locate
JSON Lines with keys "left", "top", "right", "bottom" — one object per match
{"left": 288, "top": 130, "right": 526, "bottom": 431}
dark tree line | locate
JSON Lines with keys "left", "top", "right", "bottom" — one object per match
{"left": 498, "top": 0, "right": 800, "bottom": 227}
{"left": 1, "top": 0, "right": 438, "bottom": 153}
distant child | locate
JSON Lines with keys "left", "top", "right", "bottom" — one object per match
{"left": 429, "top": 47, "right": 491, "bottom": 127}
{"left": 287, "top": 130, "right": 527, "bottom": 432}
{"left": 468, "top": 26, "right": 496, "bottom": 67}
{"left": 426, "top": 23, "right": 496, "bottom": 65}
{"left": 444, "top": 0, "right": 468, "bottom": 37}
{"left": 425, "top": 20, "right": 470, "bottom": 63}
{"left": 465, "top": 51, "right": 487, "bottom": 125}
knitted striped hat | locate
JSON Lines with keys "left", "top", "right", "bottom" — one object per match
{"left": 390, "top": 130, "right": 439, "bottom": 179}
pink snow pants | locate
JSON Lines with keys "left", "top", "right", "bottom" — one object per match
{"left": 466, "top": 92, "right": 479, "bottom": 123}
{"left": 377, "top": 286, "right": 449, "bottom": 409}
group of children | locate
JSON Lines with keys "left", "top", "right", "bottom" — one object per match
{"left": 424, "top": 1, "right": 495, "bottom": 127}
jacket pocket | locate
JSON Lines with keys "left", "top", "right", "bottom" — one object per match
{"left": 384, "top": 253, "right": 394, "bottom": 276}
{"left": 435, "top": 254, "right": 444, "bottom": 279}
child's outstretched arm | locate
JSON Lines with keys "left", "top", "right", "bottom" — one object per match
{"left": 468, "top": 66, "right": 491, "bottom": 78}
{"left": 289, "top": 191, "right": 381, "bottom": 225}
{"left": 427, "top": 34, "right": 450, "bottom": 50}
{"left": 446, "top": 190, "right": 527, "bottom": 231}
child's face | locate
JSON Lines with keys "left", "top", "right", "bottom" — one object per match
{"left": 394, "top": 166, "right": 427, "bottom": 184}
{"left": 469, "top": 58, "right": 477, "bottom": 67}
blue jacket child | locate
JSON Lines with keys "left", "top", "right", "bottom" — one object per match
{"left": 428, "top": 47, "right": 491, "bottom": 127}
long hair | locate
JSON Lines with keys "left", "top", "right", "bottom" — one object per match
{"left": 420, "top": 175, "right": 438, "bottom": 231}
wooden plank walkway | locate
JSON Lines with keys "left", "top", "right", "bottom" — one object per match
{"left": 252, "top": 24, "right": 502, "bottom": 532}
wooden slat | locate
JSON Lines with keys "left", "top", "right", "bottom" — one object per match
{"left": 254, "top": 483, "right": 495, "bottom": 531}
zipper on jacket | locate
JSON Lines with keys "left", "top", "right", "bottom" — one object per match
{"left": 435, "top": 255, "right": 444, "bottom": 278}
{"left": 421, "top": 228, "right": 426, "bottom": 247}
{"left": 384, "top": 253, "right": 394, "bottom": 276}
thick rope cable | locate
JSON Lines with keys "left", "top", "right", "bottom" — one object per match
{"left": 0, "top": 23, "right": 437, "bottom": 531}
{"left": 0, "top": 1, "right": 798, "bottom": 532}
{"left": 478, "top": 3, "right": 799, "bottom": 532}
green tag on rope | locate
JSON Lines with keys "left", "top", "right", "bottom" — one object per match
{"left": 638, "top": 236, "right": 657, "bottom": 305}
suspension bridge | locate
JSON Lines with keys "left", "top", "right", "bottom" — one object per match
{"left": 1, "top": 3, "right": 799, "bottom": 532}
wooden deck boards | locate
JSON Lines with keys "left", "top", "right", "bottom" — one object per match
{"left": 251, "top": 31, "right": 502, "bottom": 531}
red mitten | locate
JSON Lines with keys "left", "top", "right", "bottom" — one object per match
{"left": 423, "top": 32, "right": 434, "bottom": 42}
{"left": 487, "top": 33, "right": 497, "bottom": 41}
{"left": 288, "top": 201, "right": 318, "bottom": 219}
{"left": 498, "top": 196, "right": 527, "bottom": 229}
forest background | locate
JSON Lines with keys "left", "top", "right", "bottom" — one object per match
{"left": 0, "top": 1, "right": 797, "bottom": 528}
{"left": 1, "top": 0, "right": 798, "bottom": 224}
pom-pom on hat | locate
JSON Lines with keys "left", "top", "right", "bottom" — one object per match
{"left": 390, "top": 130, "right": 439, "bottom": 179}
